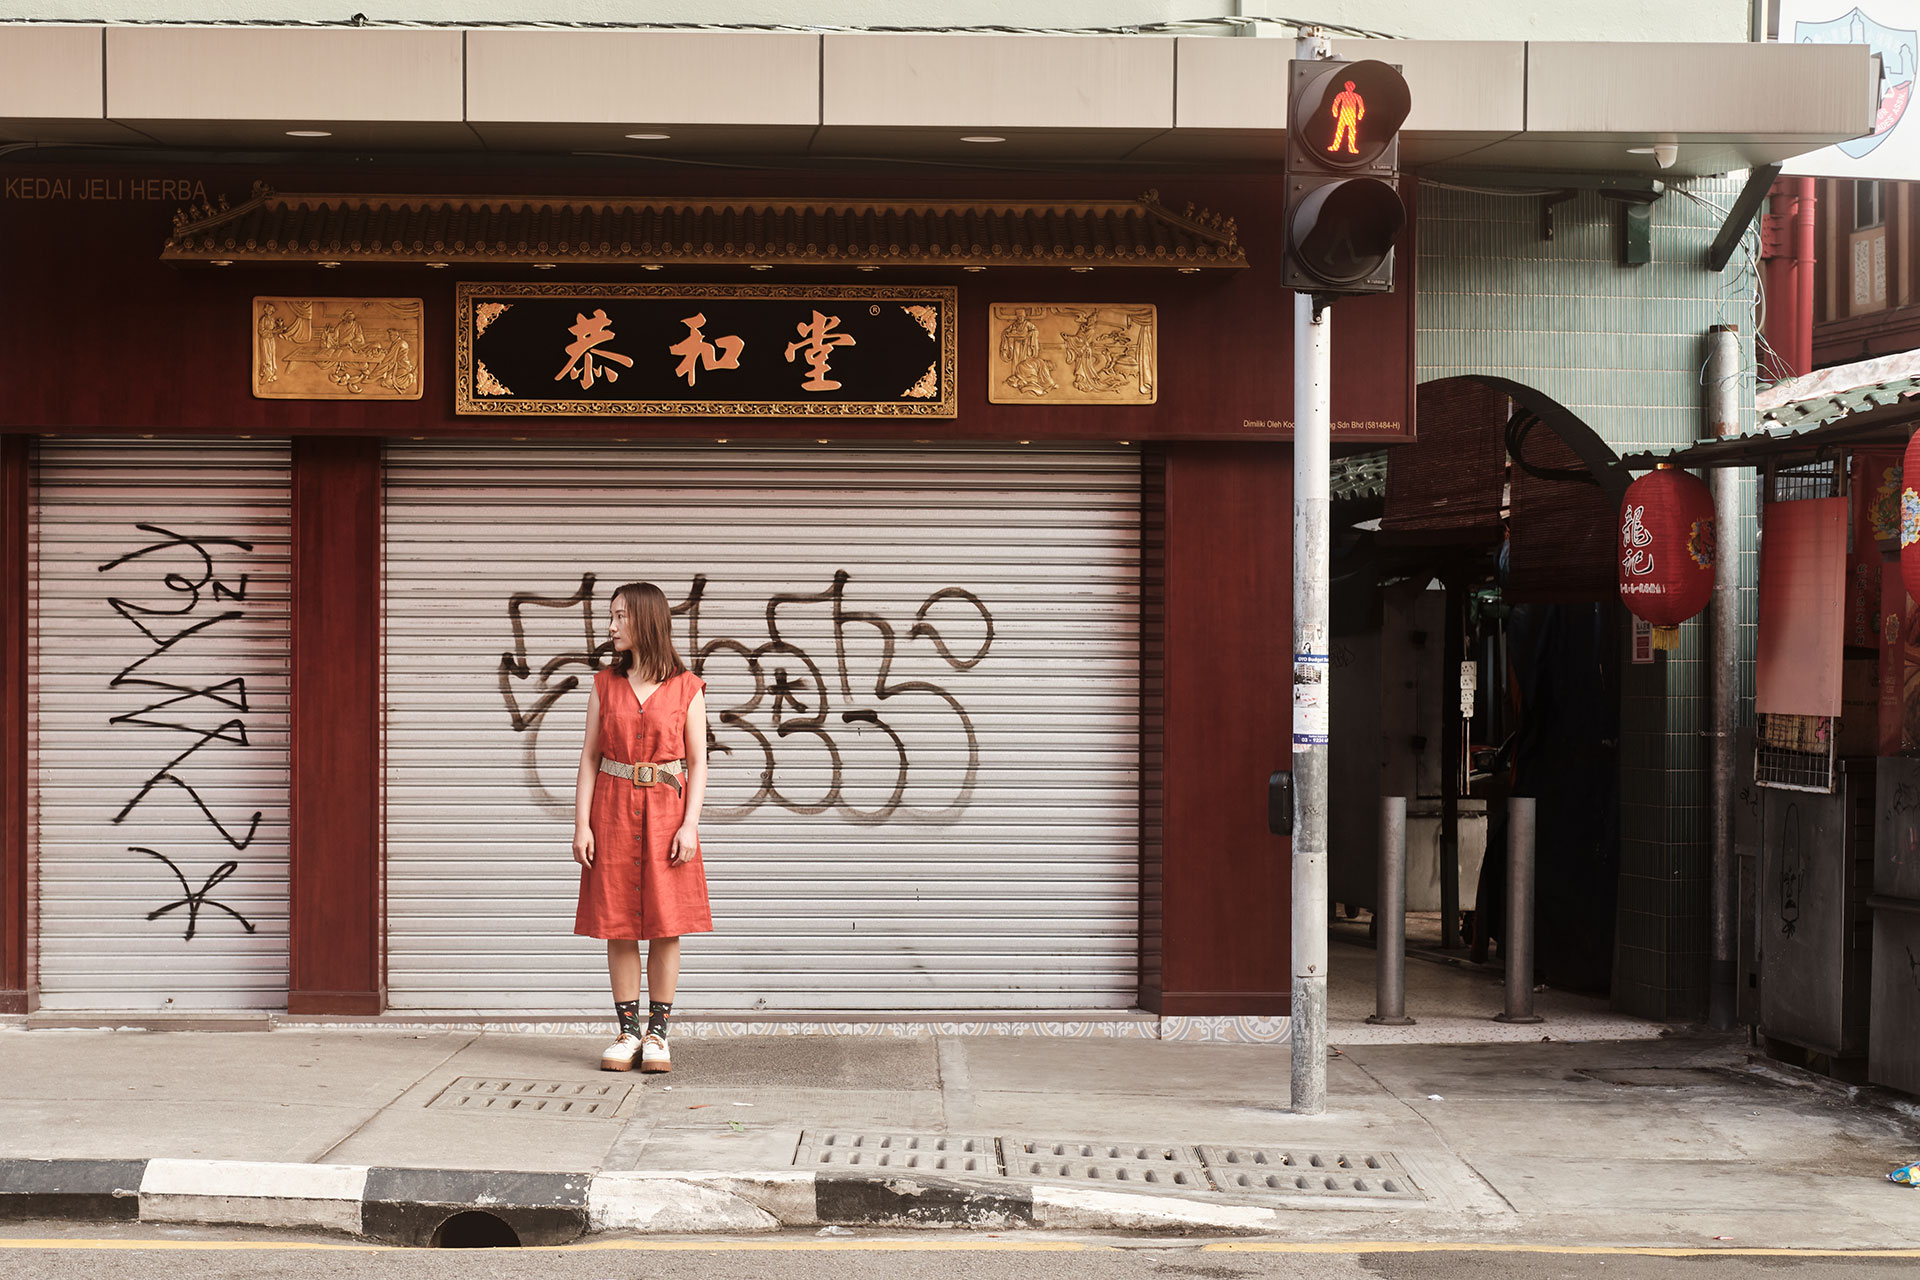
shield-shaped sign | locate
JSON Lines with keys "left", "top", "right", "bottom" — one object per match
{"left": 1797, "top": 5, "right": 1919, "bottom": 157}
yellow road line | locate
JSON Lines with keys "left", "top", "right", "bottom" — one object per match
{"left": 1205, "top": 1243, "right": 1920, "bottom": 1258}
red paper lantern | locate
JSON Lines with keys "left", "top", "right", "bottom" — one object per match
{"left": 1618, "top": 465, "right": 1714, "bottom": 649}
{"left": 1900, "top": 430, "right": 1920, "bottom": 605}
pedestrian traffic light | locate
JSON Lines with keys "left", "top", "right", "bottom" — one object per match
{"left": 1283, "top": 59, "right": 1412, "bottom": 295}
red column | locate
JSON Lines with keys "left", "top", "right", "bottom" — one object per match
{"left": 1791, "top": 176, "right": 1818, "bottom": 377}
{"left": 1762, "top": 180, "right": 1812, "bottom": 379}
{"left": 287, "top": 437, "right": 383, "bottom": 1015}
{"left": 0, "top": 436, "right": 27, "bottom": 1014}
{"left": 1142, "top": 443, "right": 1293, "bottom": 1015}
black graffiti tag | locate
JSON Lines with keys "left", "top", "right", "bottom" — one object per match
{"left": 99, "top": 525, "right": 263, "bottom": 937}
{"left": 499, "top": 573, "right": 614, "bottom": 812}
{"left": 132, "top": 846, "right": 257, "bottom": 942}
{"left": 501, "top": 572, "right": 994, "bottom": 823}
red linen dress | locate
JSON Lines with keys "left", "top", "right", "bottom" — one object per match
{"left": 574, "top": 667, "right": 714, "bottom": 941}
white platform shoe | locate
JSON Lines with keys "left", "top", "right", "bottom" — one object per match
{"left": 599, "top": 1032, "right": 644, "bottom": 1072}
{"left": 640, "top": 1032, "right": 672, "bottom": 1073}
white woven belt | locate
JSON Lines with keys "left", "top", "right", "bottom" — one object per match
{"left": 599, "top": 758, "right": 687, "bottom": 788}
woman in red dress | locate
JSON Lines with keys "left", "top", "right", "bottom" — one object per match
{"left": 571, "top": 582, "right": 712, "bottom": 1073}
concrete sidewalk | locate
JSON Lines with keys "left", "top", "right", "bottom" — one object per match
{"left": 2, "top": 947, "right": 1918, "bottom": 1246}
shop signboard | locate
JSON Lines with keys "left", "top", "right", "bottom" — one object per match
{"left": 1779, "top": 3, "right": 1920, "bottom": 180}
{"left": 455, "top": 283, "right": 957, "bottom": 418}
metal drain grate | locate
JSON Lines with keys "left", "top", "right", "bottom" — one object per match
{"left": 1196, "top": 1146, "right": 1422, "bottom": 1200}
{"left": 798, "top": 1131, "right": 1000, "bottom": 1174}
{"left": 1003, "top": 1138, "right": 1211, "bottom": 1190}
{"left": 427, "top": 1077, "right": 632, "bottom": 1119}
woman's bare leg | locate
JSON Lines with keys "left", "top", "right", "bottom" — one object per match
{"left": 647, "top": 937, "right": 681, "bottom": 1004}
{"left": 607, "top": 940, "right": 643, "bottom": 1004}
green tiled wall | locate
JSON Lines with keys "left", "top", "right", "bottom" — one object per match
{"left": 1417, "top": 177, "right": 1758, "bottom": 1020}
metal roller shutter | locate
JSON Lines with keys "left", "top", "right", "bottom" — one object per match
{"left": 384, "top": 443, "right": 1141, "bottom": 1012}
{"left": 31, "top": 440, "right": 292, "bottom": 1010}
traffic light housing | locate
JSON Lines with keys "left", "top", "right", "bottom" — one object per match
{"left": 1283, "top": 59, "right": 1411, "bottom": 296}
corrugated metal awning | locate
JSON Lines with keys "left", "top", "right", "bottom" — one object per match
{"left": 162, "top": 184, "right": 1248, "bottom": 270}
{"left": 1622, "top": 347, "right": 1920, "bottom": 471}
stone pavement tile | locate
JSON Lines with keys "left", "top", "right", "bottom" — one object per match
{"left": 0, "top": 1099, "right": 382, "bottom": 1163}
{"left": 395, "top": 1033, "right": 617, "bottom": 1080}
{"left": 0, "top": 1030, "right": 474, "bottom": 1106}
{"left": 316, "top": 1090, "right": 632, "bottom": 1172}
{"left": 645, "top": 1037, "right": 940, "bottom": 1090}
{"left": 0, "top": 1031, "right": 476, "bottom": 1163}
{"left": 1470, "top": 1155, "right": 1913, "bottom": 1225}
{"left": 955, "top": 1035, "right": 1303, "bottom": 1103}
{"left": 636, "top": 1084, "right": 945, "bottom": 1131}
{"left": 1406, "top": 1098, "right": 1728, "bottom": 1160}
{"left": 302, "top": 1033, "right": 642, "bottom": 1171}
{"left": 1336, "top": 1037, "right": 1727, "bottom": 1102}
{"left": 607, "top": 1125, "right": 806, "bottom": 1172}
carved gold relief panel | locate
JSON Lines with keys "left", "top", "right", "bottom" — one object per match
{"left": 252, "top": 297, "right": 424, "bottom": 400}
{"left": 987, "top": 303, "right": 1157, "bottom": 406}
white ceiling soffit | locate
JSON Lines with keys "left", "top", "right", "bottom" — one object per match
{"left": 0, "top": 26, "right": 1878, "bottom": 176}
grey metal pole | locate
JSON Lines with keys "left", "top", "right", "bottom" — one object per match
{"left": 1705, "top": 323, "right": 1741, "bottom": 1032}
{"left": 1290, "top": 287, "right": 1332, "bottom": 1113}
{"left": 1494, "top": 796, "right": 1543, "bottom": 1023}
{"left": 1368, "top": 796, "right": 1414, "bottom": 1026}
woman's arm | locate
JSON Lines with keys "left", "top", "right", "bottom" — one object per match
{"left": 670, "top": 687, "right": 709, "bottom": 865}
{"left": 572, "top": 677, "right": 603, "bottom": 868}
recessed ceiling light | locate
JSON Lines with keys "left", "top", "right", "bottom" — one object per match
{"left": 961, "top": 135, "right": 1006, "bottom": 144}
{"left": 624, "top": 132, "right": 672, "bottom": 141}
{"left": 285, "top": 129, "right": 333, "bottom": 138}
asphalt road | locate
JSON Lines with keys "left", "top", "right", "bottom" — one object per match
{"left": 3, "top": 1225, "right": 1920, "bottom": 1280}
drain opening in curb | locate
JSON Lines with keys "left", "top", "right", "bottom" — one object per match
{"left": 432, "top": 1210, "right": 521, "bottom": 1248}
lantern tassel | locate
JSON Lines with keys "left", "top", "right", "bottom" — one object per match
{"left": 1651, "top": 625, "right": 1680, "bottom": 652}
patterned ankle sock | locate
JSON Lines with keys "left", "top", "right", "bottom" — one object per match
{"left": 647, "top": 1000, "right": 673, "bottom": 1039}
{"left": 614, "top": 999, "right": 642, "bottom": 1038}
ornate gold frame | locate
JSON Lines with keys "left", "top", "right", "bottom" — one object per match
{"left": 986, "top": 303, "right": 1158, "bottom": 406}
{"left": 252, "top": 296, "right": 424, "bottom": 401}
{"left": 455, "top": 282, "right": 958, "bottom": 418}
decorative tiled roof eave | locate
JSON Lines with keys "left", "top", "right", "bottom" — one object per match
{"left": 161, "top": 183, "right": 1248, "bottom": 270}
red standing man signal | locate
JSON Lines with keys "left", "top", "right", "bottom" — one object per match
{"left": 1328, "top": 79, "right": 1364, "bottom": 155}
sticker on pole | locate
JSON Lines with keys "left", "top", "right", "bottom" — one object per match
{"left": 1294, "top": 652, "right": 1329, "bottom": 745}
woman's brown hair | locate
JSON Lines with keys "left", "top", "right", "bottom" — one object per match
{"left": 609, "top": 581, "right": 689, "bottom": 683}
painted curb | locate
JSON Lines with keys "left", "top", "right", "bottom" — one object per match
{"left": 140, "top": 1159, "right": 368, "bottom": 1234}
{"left": 815, "top": 1169, "right": 1036, "bottom": 1230}
{"left": 0, "top": 1159, "right": 145, "bottom": 1221}
{"left": 0, "top": 1158, "right": 1287, "bottom": 1239}
{"left": 590, "top": 1174, "right": 782, "bottom": 1234}
{"left": 361, "top": 1168, "right": 592, "bottom": 1247}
